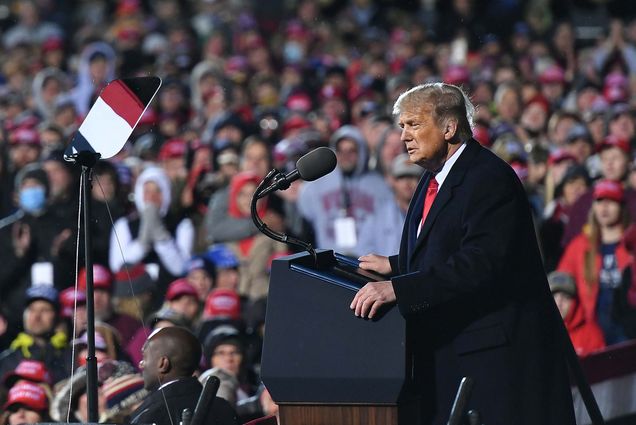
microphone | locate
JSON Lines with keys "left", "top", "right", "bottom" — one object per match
{"left": 257, "top": 146, "right": 337, "bottom": 199}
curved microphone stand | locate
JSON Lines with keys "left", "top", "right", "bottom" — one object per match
{"left": 251, "top": 169, "right": 318, "bottom": 265}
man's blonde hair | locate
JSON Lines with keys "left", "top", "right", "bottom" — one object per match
{"left": 393, "top": 83, "right": 475, "bottom": 142}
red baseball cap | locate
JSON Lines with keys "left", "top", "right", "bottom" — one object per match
{"left": 597, "top": 134, "right": 630, "bottom": 155}
{"left": 443, "top": 65, "right": 470, "bottom": 86}
{"left": 9, "top": 127, "right": 41, "bottom": 146}
{"left": 281, "top": 114, "right": 311, "bottom": 135}
{"left": 112, "top": 263, "right": 155, "bottom": 297}
{"left": 285, "top": 92, "right": 313, "bottom": 113}
{"left": 525, "top": 94, "right": 551, "bottom": 113}
{"left": 42, "top": 37, "right": 64, "bottom": 53}
{"left": 3, "top": 360, "right": 51, "bottom": 387}
{"left": 604, "top": 84, "right": 629, "bottom": 104}
{"left": 3, "top": 381, "right": 48, "bottom": 412}
{"left": 539, "top": 65, "right": 565, "bottom": 84}
{"left": 319, "top": 84, "right": 345, "bottom": 102}
{"left": 79, "top": 264, "right": 113, "bottom": 291}
{"left": 593, "top": 179, "right": 624, "bottom": 202}
{"left": 158, "top": 138, "right": 187, "bottom": 161}
{"left": 59, "top": 287, "right": 87, "bottom": 318}
{"left": 203, "top": 289, "right": 241, "bottom": 320}
{"left": 547, "top": 149, "right": 576, "bottom": 166}
{"left": 166, "top": 278, "right": 198, "bottom": 301}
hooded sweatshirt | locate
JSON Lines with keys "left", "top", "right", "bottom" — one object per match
{"left": 110, "top": 167, "right": 193, "bottom": 277}
{"left": 297, "top": 125, "right": 395, "bottom": 256}
{"left": 72, "top": 41, "right": 117, "bottom": 117}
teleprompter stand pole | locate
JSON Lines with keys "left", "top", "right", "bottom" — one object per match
{"left": 74, "top": 151, "right": 101, "bottom": 423}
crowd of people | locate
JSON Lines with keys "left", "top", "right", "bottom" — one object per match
{"left": 0, "top": 0, "right": 636, "bottom": 422}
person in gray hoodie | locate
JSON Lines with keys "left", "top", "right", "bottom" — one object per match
{"left": 297, "top": 124, "right": 395, "bottom": 256}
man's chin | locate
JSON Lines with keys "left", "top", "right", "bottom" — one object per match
{"left": 29, "top": 328, "right": 54, "bottom": 339}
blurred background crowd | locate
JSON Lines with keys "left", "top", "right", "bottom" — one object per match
{"left": 1, "top": 0, "right": 636, "bottom": 423}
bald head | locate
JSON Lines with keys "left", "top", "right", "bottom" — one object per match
{"left": 141, "top": 326, "right": 202, "bottom": 390}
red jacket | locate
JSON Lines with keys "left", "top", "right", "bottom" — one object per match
{"left": 563, "top": 295, "right": 605, "bottom": 356}
{"left": 557, "top": 231, "right": 632, "bottom": 354}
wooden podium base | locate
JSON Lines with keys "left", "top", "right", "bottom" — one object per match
{"left": 279, "top": 404, "right": 398, "bottom": 425}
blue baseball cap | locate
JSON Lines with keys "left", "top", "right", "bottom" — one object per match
{"left": 204, "top": 245, "right": 240, "bottom": 270}
{"left": 26, "top": 285, "right": 59, "bottom": 310}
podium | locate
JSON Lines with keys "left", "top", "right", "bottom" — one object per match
{"left": 261, "top": 251, "right": 420, "bottom": 425}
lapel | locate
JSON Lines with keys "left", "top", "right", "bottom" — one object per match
{"left": 409, "top": 140, "right": 481, "bottom": 264}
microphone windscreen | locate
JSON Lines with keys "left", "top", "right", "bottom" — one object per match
{"left": 296, "top": 147, "right": 337, "bottom": 181}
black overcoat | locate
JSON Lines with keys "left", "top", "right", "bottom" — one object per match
{"left": 129, "top": 376, "right": 239, "bottom": 425}
{"left": 389, "top": 140, "right": 576, "bottom": 425}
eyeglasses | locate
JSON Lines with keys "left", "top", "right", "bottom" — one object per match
{"left": 260, "top": 118, "right": 279, "bottom": 130}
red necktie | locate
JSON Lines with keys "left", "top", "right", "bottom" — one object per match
{"left": 418, "top": 178, "right": 438, "bottom": 235}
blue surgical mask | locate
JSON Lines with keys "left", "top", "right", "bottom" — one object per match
{"left": 19, "top": 186, "right": 46, "bottom": 214}
{"left": 283, "top": 42, "right": 305, "bottom": 64}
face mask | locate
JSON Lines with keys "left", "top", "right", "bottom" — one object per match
{"left": 19, "top": 186, "right": 46, "bottom": 214}
{"left": 283, "top": 42, "right": 305, "bottom": 64}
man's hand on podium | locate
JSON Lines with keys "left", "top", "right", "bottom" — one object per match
{"left": 358, "top": 253, "right": 392, "bottom": 275}
{"left": 350, "top": 280, "right": 396, "bottom": 319}
{"left": 350, "top": 254, "right": 396, "bottom": 319}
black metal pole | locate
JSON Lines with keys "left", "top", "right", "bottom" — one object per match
{"left": 558, "top": 316, "right": 606, "bottom": 425}
{"left": 77, "top": 152, "right": 100, "bottom": 422}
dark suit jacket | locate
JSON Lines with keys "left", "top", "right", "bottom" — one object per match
{"left": 129, "top": 377, "right": 239, "bottom": 425}
{"left": 389, "top": 140, "right": 575, "bottom": 425}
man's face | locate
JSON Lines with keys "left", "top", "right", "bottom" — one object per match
{"left": 139, "top": 338, "right": 161, "bottom": 391}
{"left": 8, "top": 407, "right": 42, "bottom": 424}
{"left": 609, "top": 113, "right": 635, "bottom": 141}
{"left": 24, "top": 300, "right": 56, "bottom": 337}
{"left": 9, "top": 144, "right": 40, "bottom": 170}
{"left": 392, "top": 175, "right": 420, "bottom": 204}
{"left": 600, "top": 147, "right": 629, "bottom": 181}
{"left": 43, "top": 160, "right": 71, "bottom": 199}
{"left": 73, "top": 305, "right": 88, "bottom": 337}
{"left": 92, "top": 172, "right": 115, "bottom": 202}
{"left": 216, "top": 269, "right": 239, "bottom": 291}
{"left": 381, "top": 132, "right": 405, "bottom": 173}
{"left": 398, "top": 105, "right": 449, "bottom": 171}
{"left": 93, "top": 289, "right": 111, "bottom": 321}
{"left": 241, "top": 143, "right": 269, "bottom": 179}
{"left": 187, "top": 269, "right": 213, "bottom": 301}
{"left": 336, "top": 139, "right": 359, "bottom": 174}
{"left": 565, "top": 139, "right": 592, "bottom": 164}
{"left": 210, "top": 342, "right": 243, "bottom": 376}
{"left": 162, "top": 157, "right": 186, "bottom": 182}
{"left": 562, "top": 177, "right": 587, "bottom": 207}
{"left": 169, "top": 295, "right": 199, "bottom": 322}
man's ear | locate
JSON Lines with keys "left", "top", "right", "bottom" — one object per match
{"left": 443, "top": 118, "right": 458, "bottom": 141}
{"left": 158, "top": 356, "right": 171, "bottom": 374}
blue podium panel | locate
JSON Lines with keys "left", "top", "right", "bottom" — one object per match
{"left": 261, "top": 250, "right": 415, "bottom": 404}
